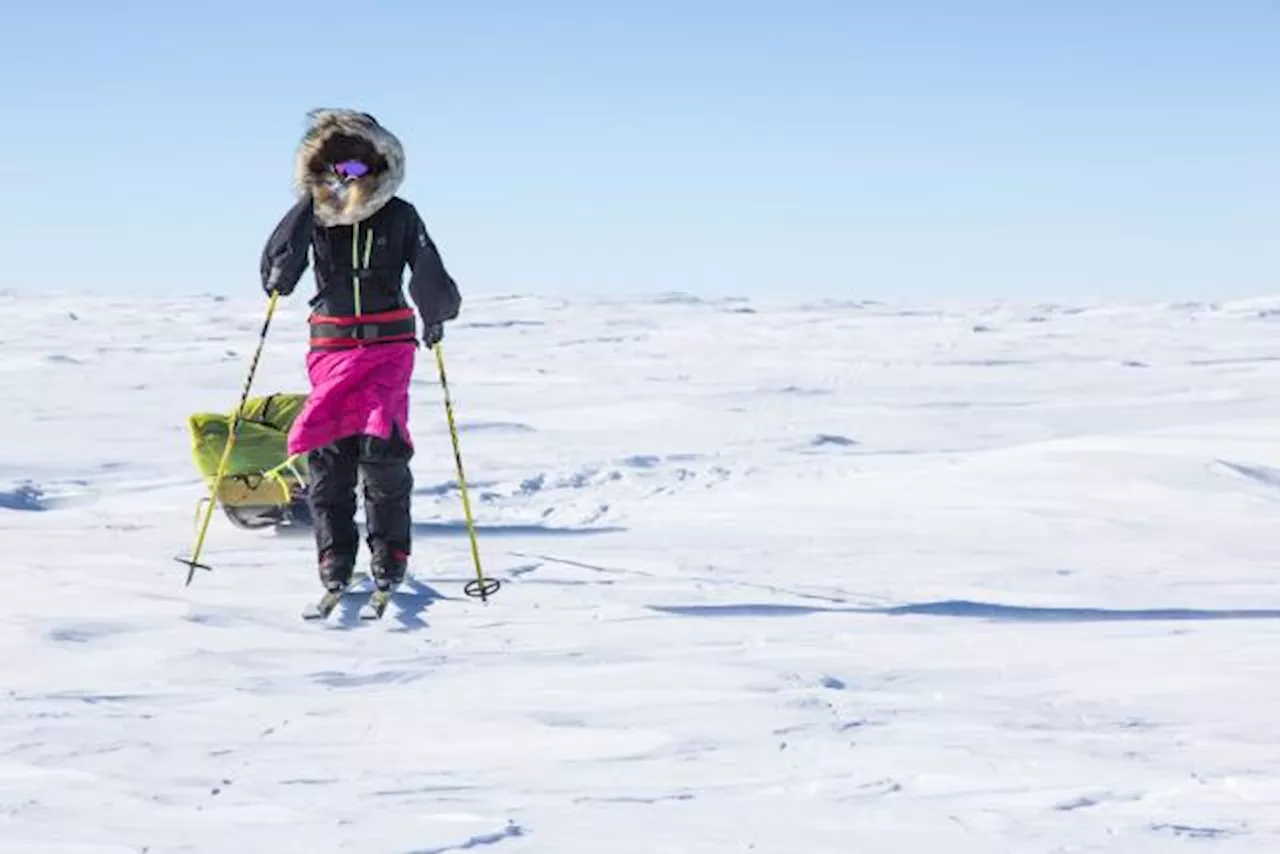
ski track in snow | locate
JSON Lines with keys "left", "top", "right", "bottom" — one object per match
{"left": 4, "top": 292, "right": 1280, "bottom": 851}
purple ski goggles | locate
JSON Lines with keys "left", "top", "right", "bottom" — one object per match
{"left": 330, "top": 159, "right": 370, "bottom": 180}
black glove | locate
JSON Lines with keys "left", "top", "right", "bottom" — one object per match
{"left": 263, "top": 266, "right": 293, "bottom": 297}
{"left": 422, "top": 322, "right": 443, "bottom": 348}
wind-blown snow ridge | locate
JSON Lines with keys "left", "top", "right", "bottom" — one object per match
{"left": 649, "top": 599, "right": 1280, "bottom": 622}
{"left": 0, "top": 480, "right": 47, "bottom": 511}
{"left": 407, "top": 821, "right": 527, "bottom": 854}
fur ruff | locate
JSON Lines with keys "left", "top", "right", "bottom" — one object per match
{"left": 293, "top": 108, "right": 406, "bottom": 227}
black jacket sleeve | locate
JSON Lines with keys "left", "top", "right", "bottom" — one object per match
{"left": 403, "top": 204, "right": 461, "bottom": 325}
{"left": 260, "top": 198, "right": 315, "bottom": 295}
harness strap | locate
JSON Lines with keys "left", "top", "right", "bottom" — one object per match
{"left": 264, "top": 453, "right": 308, "bottom": 504}
{"left": 308, "top": 306, "right": 416, "bottom": 348}
{"left": 310, "top": 308, "right": 415, "bottom": 326}
{"left": 309, "top": 331, "right": 418, "bottom": 349}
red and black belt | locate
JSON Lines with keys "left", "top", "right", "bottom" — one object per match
{"left": 308, "top": 307, "right": 417, "bottom": 349}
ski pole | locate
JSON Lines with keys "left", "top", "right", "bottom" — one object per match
{"left": 434, "top": 341, "right": 500, "bottom": 602}
{"left": 177, "top": 290, "right": 281, "bottom": 585}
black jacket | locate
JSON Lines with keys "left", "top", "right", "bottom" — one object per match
{"left": 260, "top": 196, "right": 461, "bottom": 328}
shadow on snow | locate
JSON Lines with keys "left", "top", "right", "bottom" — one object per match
{"left": 330, "top": 576, "right": 446, "bottom": 631}
{"left": 648, "top": 599, "right": 1280, "bottom": 623}
{"left": 405, "top": 820, "right": 526, "bottom": 854}
{"left": 412, "top": 520, "right": 625, "bottom": 537}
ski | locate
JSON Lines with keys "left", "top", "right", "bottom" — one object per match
{"left": 359, "top": 584, "right": 400, "bottom": 620}
{"left": 302, "top": 573, "right": 367, "bottom": 620}
{"left": 302, "top": 587, "right": 348, "bottom": 620}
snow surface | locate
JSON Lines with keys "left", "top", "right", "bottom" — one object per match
{"left": 5, "top": 290, "right": 1280, "bottom": 852}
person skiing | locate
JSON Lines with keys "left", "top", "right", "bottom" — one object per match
{"left": 258, "top": 108, "right": 461, "bottom": 594}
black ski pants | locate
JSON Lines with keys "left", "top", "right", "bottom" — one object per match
{"left": 307, "top": 427, "right": 414, "bottom": 560}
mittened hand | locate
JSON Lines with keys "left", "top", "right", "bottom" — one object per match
{"left": 423, "top": 323, "right": 444, "bottom": 347}
{"left": 263, "top": 266, "right": 293, "bottom": 296}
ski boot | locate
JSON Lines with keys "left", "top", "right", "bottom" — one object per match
{"left": 358, "top": 542, "right": 408, "bottom": 620}
{"left": 318, "top": 549, "right": 357, "bottom": 592}
{"left": 370, "top": 542, "right": 408, "bottom": 592}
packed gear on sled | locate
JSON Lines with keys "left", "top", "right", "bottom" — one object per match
{"left": 186, "top": 393, "right": 312, "bottom": 530}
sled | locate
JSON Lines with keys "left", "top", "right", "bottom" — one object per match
{"left": 186, "top": 393, "right": 312, "bottom": 530}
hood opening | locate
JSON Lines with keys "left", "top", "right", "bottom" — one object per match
{"left": 293, "top": 109, "right": 405, "bottom": 227}
{"left": 305, "top": 133, "right": 391, "bottom": 179}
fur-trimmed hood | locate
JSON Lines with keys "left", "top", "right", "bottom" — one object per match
{"left": 293, "top": 108, "right": 405, "bottom": 227}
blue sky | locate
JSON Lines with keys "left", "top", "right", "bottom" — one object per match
{"left": 5, "top": 1, "right": 1277, "bottom": 301}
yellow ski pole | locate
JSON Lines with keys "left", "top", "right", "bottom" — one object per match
{"left": 434, "top": 341, "right": 500, "bottom": 602}
{"left": 177, "top": 290, "right": 281, "bottom": 585}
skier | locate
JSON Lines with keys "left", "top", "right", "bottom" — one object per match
{"left": 258, "top": 108, "right": 461, "bottom": 594}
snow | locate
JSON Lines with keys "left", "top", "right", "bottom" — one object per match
{"left": 4, "top": 289, "right": 1280, "bottom": 851}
